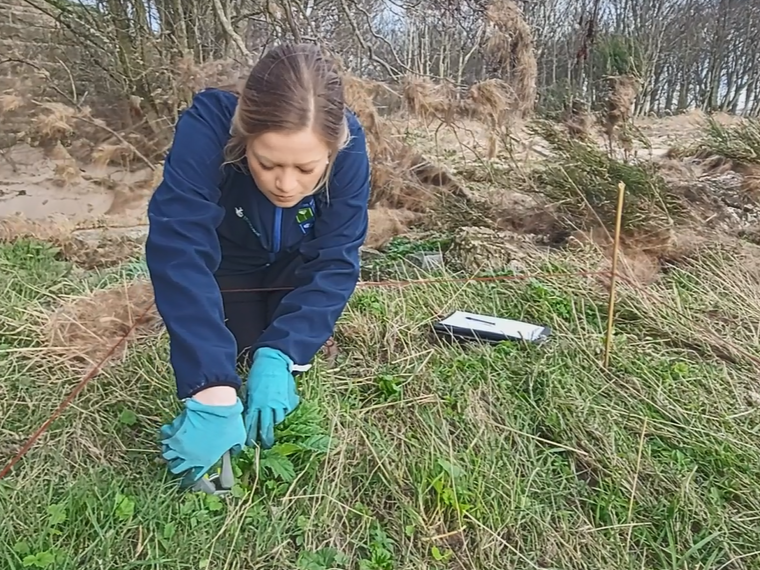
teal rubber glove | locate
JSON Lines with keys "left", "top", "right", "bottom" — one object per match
{"left": 244, "top": 347, "right": 300, "bottom": 449}
{"left": 160, "top": 398, "right": 246, "bottom": 484}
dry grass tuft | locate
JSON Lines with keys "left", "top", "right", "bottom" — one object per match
{"left": 343, "top": 74, "right": 383, "bottom": 136}
{"left": 342, "top": 74, "right": 468, "bottom": 218}
{"left": 369, "top": 142, "right": 465, "bottom": 212}
{"left": 694, "top": 151, "right": 743, "bottom": 175}
{"left": 447, "top": 225, "right": 533, "bottom": 273}
{"left": 401, "top": 75, "right": 459, "bottom": 126}
{"left": 366, "top": 207, "right": 422, "bottom": 249}
{"left": 465, "top": 78, "right": 512, "bottom": 128}
{"left": 49, "top": 141, "right": 83, "bottom": 187}
{"left": 0, "top": 216, "right": 75, "bottom": 244}
{"left": 568, "top": 226, "right": 676, "bottom": 285}
{"left": 45, "top": 280, "right": 162, "bottom": 369}
{"left": 397, "top": 75, "right": 515, "bottom": 160}
{"left": 30, "top": 102, "right": 78, "bottom": 145}
{"left": 63, "top": 233, "right": 147, "bottom": 269}
{"left": 0, "top": 93, "right": 23, "bottom": 114}
{"left": 0, "top": 83, "right": 162, "bottom": 168}
{"left": 91, "top": 143, "right": 136, "bottom": 168}
{"left": 177, "top": 54, "right": 247, "bottom": 90}
{"left": 603, "top": 74, "right": 640, "bottom": 153}
{"left": 562, "top": 99, "right": 595, "bottom": 141}
{"left": 170, "top": 54, "right": 247, "bottom": 111}
{"left": 104, "top": 169, "right": 163, "bottom": 216}
{"left": 740, "top": 164, "right": 760, "bottom": 197}
{"left": 484, "top": 0, "right": 537, "bottom": 116}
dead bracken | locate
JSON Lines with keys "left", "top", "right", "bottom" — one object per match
{"left": 45, "top": 280, "right": 163, "bottom": 369}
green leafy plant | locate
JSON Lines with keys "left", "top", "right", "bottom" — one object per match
{"left": 236, "top": 401, "right": 332, "bottom": 491}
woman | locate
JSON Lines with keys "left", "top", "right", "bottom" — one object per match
{"left": 145, "top": 42, "right": 370, "bottom": 485}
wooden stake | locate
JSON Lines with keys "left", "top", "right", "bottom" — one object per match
{"left": 603, "top": 181, "right": 626, "bottom": 369}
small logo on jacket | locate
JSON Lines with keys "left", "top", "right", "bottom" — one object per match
{"left": 296, "top": 205, "right": 315, "bottom": 233}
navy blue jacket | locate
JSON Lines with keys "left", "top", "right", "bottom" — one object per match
{"left": 145, "top": 88, "right": 370, "bottom": 399}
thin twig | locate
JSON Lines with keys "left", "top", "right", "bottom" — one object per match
{"left": 625, "top": 417, "right": 648, "bottom": 551}
{"left": 0, "top": 58, "right": 79, "bottom": 109}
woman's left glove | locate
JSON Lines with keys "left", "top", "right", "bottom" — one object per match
{"left": 160, "top": 398, "right": 247, "bottom": 483}
{"left": 244, "top": 347, "right": 300, "bottom": 449}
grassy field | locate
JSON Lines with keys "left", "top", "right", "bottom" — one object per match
{"left": 2, "top": 233, "right": 760, "bottom": 570}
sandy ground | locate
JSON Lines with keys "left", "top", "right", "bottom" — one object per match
{"left": 0, "top": 144, "right": 153, "bottom": 227}
{"left": 0, "top": 111, "right": 733, "bottom": 229}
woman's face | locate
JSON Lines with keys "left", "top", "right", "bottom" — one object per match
{"left": 246, "top": 129, "right": 330, "bottom": 208}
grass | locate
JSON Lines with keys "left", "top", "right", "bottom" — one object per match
{"left": 2, "top": 236, "right": 760, "bottom": 570}
{"left": 525, "top": 120, "right": 685, "bottom": 236}
{"left": 691, "top": 117, "right": 760, "bottom": 165}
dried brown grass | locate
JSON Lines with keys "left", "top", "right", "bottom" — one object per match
{"left": 740, "top": 164, "right": 760, "bottom": 197}
{"left": 692, "top": 151, "right": 741, "bottom": 174}
{"left": 369, "top": 145, "right": 465, "bottom": 212}
{"left": 0, "top": 73, "right": 167, "bottom": 170}
{"left": 401, "top": 75, "right": 460, "bottom": 126}
{"left": 398, "top": 75, "right": 518, "bottom": 160}
{"left": 660, "top": 150, "right": 760, "bottom": 206}
{"left": 566, "top": 222, "right": 752, "bottom": 289}
{"left": 0, "top": 216, "right": 145, "bottom": 269}
{"left": 563, "top": 100, "right": 595, "bottom": 141}
{"left": 30, "top": 102, "right": 78, "bottom": 145}
{"left": 91, "top": 143, "right": 136, "bottom": 168}
{"left": 568, "top": 225, "right": 678, "bottom": 285}
{"left": 603, "top": 75, "right": 640, "bottom": 152}
{"left": 695, "top": 154, "right": 760, "bottom": 195}
{"left": 387, "top": 6, "right": 534, "bottom": 162}
{"left": 0, "top": 216, "right": 75, "bottom": 244}
{"left": 102, "top": 165, "right": 163, "bottom": 216}
{"left": 45, "top": 280, "right": 162, "bottom": 369}
{"left": 465, "top": 79, "right": 512, "bottom": 128}
{"left": 172, "top": 55, "right": 247, "bottom": 105}
{"left": 24, "top": 100, "right": 160, "bottom": 167}
{"left": 343, "top": 74, "right": 383, "bottom": 136}
{"left": 0, "top": 94, "right": 23, "bottom": 114}
{"left": 342, "top": 74, "right": 468, "bottom": 216}
{"left": 366, "top": 207, "right": 422, "bottom": 249}
{"left": 484, "top": 0, "right": 537, "bottom": 116}
{"left": 49, "top": 141, "right": 83, "bottom": 187}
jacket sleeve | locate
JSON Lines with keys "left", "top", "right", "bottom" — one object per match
{"left": 145, "top": 91, "right": 241, "bottom": 400}
{"left": 253, "top": 114, "right": 370, "bottom": 365}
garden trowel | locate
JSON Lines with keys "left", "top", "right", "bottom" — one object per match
{"left": 186, "top": 451, "right": 235, "bottom": 496}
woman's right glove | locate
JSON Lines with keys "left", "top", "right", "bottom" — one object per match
{"left": 160, "top": 398, "right": 247, "bottom": 484}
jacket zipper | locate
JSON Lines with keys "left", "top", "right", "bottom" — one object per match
{"left": 273, "top": 207, "right": 282, "bottom": 252}
{"left": 235, "top": 207, "right": 260, "bottom": 237}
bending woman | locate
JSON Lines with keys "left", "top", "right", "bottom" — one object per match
{"left": 145, "top": 43, "right": 370, "bottom": 484}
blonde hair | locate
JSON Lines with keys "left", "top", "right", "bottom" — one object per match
{"left": 222, "top": 42, "right": 352, "bottom": 200}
